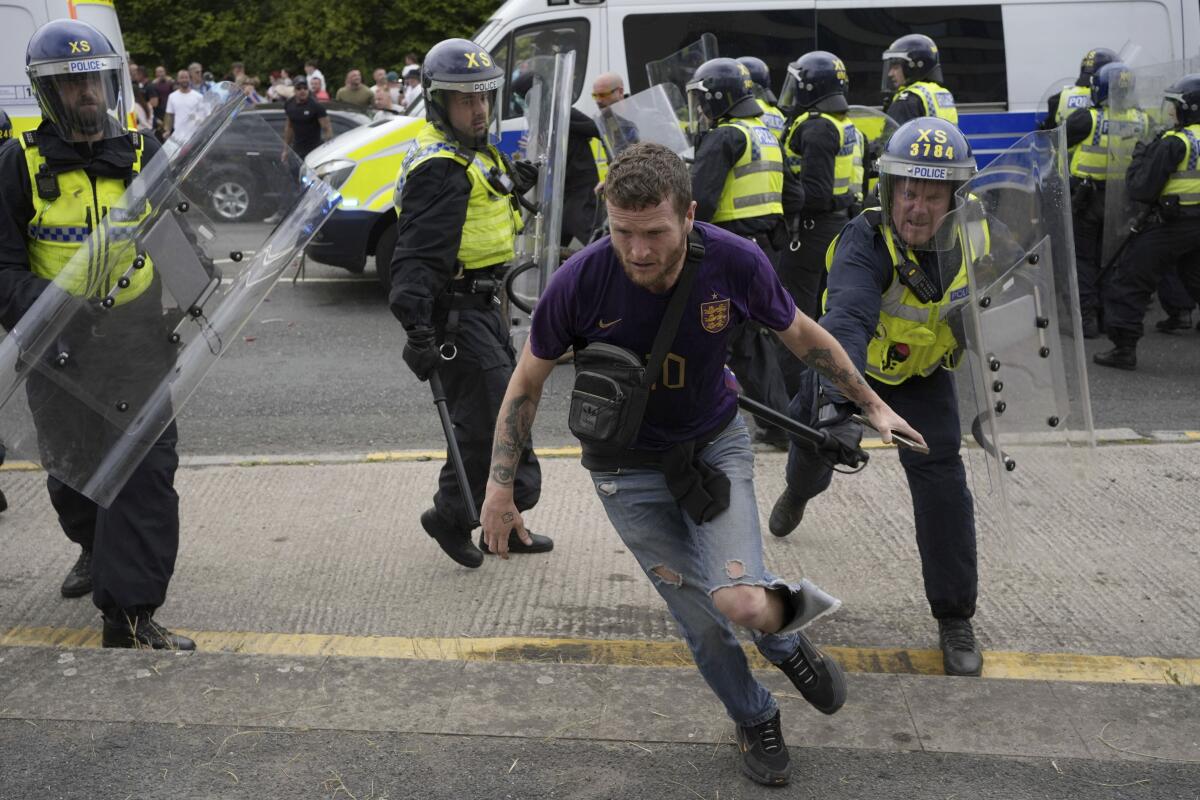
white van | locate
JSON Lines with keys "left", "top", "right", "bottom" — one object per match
{"left": 306, "top": 0, "right": 1200, "bottom": 276}
{"left": 0, "top": 0, "right": 134, "bottom": 137}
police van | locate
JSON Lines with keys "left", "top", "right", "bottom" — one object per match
{"left": 0, "top": 0, "right": 134, "bottom": 137}
{"left": 302, "top": 0, "right": 1200, "bottom": 280}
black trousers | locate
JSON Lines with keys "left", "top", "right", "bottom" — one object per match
{"left": 784, "top": 367, "right": 977, "bottom": 619}
{"left": 1071, "top": 185, "right": 1106, "bottom": 316}
{"left": 1103, "top": 218, "right": 1200, "bottom": 344}
{"left": 431, "top": 303, "right": 541, "bottom": 531}
{"left": 726, "top": 234, "right": 791, "bottom": 426}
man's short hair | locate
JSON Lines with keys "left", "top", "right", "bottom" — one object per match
{"left": 605, "top": 143, "right": 692, "bottom": 219}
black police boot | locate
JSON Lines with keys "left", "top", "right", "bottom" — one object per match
{"left": 0, "top": 487, "right": 7, "bottom": 513}
{"left": 1093, "top": 344, "right": 1137, "bottom": 370}
{"left": 1155, "top": 310, "right": 1193, "bottom": 333}
{"left": 938, "top": 618, "right": 983, "bottom": 677}
{"left": 479, "top": 529, "right": 554, "bottom": 555}
{"left": 420, "top": 508, "right": 483, "bottom": 568}
{"left": 1081, "top": 309, "right": 1101, "bottom": 339}
{"left": 102, "top": 612, "right": 195, "bottom": 651}
{"left": 768, "top": 487, "right": 807, "bottom": 537}
{"left": 60, "top": 548, "right": 93, "bottom": 598}
{"left": 735, "top": 710, "right": 791, "bottom": 786}
{"left": 775, "top": 631, "right": 847, "bottom": 714}
{"left": 753, "top": 425, "right": 789, "bottom": 451}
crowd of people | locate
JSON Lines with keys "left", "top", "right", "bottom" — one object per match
{"left": 127, "top": 53, "right": 426, "bottom": 143}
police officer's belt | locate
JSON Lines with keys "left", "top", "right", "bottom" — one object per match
{"left": 437, "top": 265, "right": 505, "bottom": 312}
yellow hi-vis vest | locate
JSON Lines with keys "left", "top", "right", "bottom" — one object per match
{"left": 756, "top": 99, "right": 787, "bottom": 142}
{"left": 395, "top": 122, "right": 523, "bottom": 269}
{"left": 1055, "top": 84, "right": 1093, "bottom": 125}
{"left": 1162, "top": 123, "right": 1200, "bottom": 205}
{"left": 1069, "top": 107, "right": 1148, "bottom": 180}
{"left": 894, "top": 81, "right": 958, "bottom": 125}
{"left": 20, "top": 131, "right": 154, "bottom": 305}
{"left": 712, "top": 116, "right": 785, "bottom": 223}
{"left": 783, "top": 111, "right": 864, "bottom": 201}
{"left": 588, "top": 136, "right": 609, "bottom": 183}
{"left": 824, "top": 208, "right": 990, "bottom": 385}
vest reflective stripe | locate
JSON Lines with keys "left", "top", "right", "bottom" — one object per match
{"left": 757, "top": 99, "right": 787, "bottom": 141}
{"left": 1069, "top": 107, "right": 1148, "bottom": 180}
{"left": 784, "top": 111, "right": 862, "bottom": 199}
{"left": 895, "top": 81, "right": 958, "bottom": 125}
{"left": 824, "top": 208, "right": 990, "bottom": 385}
{"left": 1055, "top": 85, "right": 1093, "bottom": 125}
{"left": 396, "top": 123, "right": 522, "bottom": 269}
{"left": 21, "top": 134, "right": 154, "bottom": 305}
{"left": 588, "top": 137, "right": 609, "bottom": 183}
{"left": 1163, "top": 125, "right": 1200, "bottom": 205}
{"left": 712, "top": 117, "right": 784, "bottom": 223}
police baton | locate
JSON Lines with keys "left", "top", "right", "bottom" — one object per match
{"left": 428, "top": 370, "right": 479, "bottom": 529}
{"left": 735, "top": 394, "right": 871, "bottom": 468}
{"left": 1098, "top": 206, "right": 1153, "bottom": 281}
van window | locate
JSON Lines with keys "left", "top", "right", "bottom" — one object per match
{"left": 492, "top": 18, "right": 590, "bottom": 120}
{"left": 815, "top": 5, "right": 1006, "bottom": 107}
{"left": 624, "top": 11, "right": 816, "bottom": 98}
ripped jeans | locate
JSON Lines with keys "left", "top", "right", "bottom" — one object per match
{"left": 589, "top": 416, "right": 803, "bottom": 726}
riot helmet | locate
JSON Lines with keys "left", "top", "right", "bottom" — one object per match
{"left": 685, "top": 58, "right": 761, "bottom": 140}
{"left": 421, "top": 37, "right": 503, "bottom": 149}
{"left": 779, "top": 51, "right": 849, "bottom": 114}
{"left": 1090, "top": 61, "right": 1131, "bottom": 108}
{"left": 25, "top": 19, "right": 128, "bottom": 142}
{"left": 1162, "top": 73, "right": 1200, "bottom": 128}
{"left": 877, "top": 117, "right": 975, "bottom": 249}
{"left": 1077, "top": 48, "right": 1119, "bottom": 86}
{"left": 737, "top": 56, "right": 777, "bottom": 104}
{"left": 0, "top": 109, "right": 11, "bottom": 139}
{"left": 882, "top": 34, "right": 943, "bottom": 93}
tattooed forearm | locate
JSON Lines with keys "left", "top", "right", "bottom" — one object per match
{"left": 801, "top": 346, "right": 871, "bottom": 404}
{"left": 490, "top": 393, "right": 537, "bottom": 487}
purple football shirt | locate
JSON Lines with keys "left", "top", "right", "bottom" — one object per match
{"left": 529, "top": 221, "right": 797, "bottom": 448}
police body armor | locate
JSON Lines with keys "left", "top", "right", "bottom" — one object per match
{"left": 784, "top": 111, "right": 864, "bottom": 206}
{"left": 1056, "top": 84, "right": 1093, "bottom": 125}
{"left": 396, "top": 122, "right": 523, "bottom": 270}
{"left": 20, "top": 130, "right": 155, "bottom": 304}
{"left": 1069, "top": 107, "right": 1148, "bottom": 181}
{"left": 1161, "top": 123, "right": 1200, "bottom": 205}
{"left": 756, "top": 98, "right": 788, "bottom": 142}
{"left": 893, "top": 81, "right": 959, "bottom": 125}
{"left": 712, "top": 116, "right": 785, "bottom": 223}
{"left": 588, "top": 136, "right": 610, "bottom": 183}
{"left": 825, "top": 208, "right": 990, "bottom": 384}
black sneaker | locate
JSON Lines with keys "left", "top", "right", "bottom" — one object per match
{"left": 420, "top": 508, "right": 483, "bottom": 568}
{"left": 775, "top": 631, "right": 847, "bottom": 714}
{"left": 102, "top": 613, "right": 195, "bottom": 651}
{"left": 60, "top": 549, "right": 93, "bottom": 598}
{"left": 768, "top": 487, "right": 807, "bottom": 537}
{"left": 479, "top": 529, "right": 554, "bottom": 555}
{"left": 735, "top": 710, "right": 791, "bottom": 786}
{"left": 938, "top": 618, "right": 983, "bottom": 677}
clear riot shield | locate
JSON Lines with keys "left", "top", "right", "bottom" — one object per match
{"left": 509, "top": 51, "right": 574, "bottom": 339}
{"left": 948, "top": 127, "right": 1095, "bottom": 536}
{"left": 846, "top": 105, "right": 898, "bottom": 199}
{"left": 0, "top": 84, "right": 340, "bottom": 506}
{"left": 645, "top": 34, "right": 719, "bottom": 117}
{"left": 1102, "top": 58, "right": 1200, "bottom": 268}
{"left": 593, "top": 84, "right": 691, "bottom": 158}
{"left": 1037, "top": 76, "right": 1087, "bottom": 127}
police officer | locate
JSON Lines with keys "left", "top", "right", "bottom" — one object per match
{"left": 770, "top": 118, "right": 986, "bottom": 677}
{"left": 882, "top": 34, "right": 958, "bottom": 125}
{"left": 686, "top": 57, "right": 791, "bottom": 447}
{"left": 1064, "top": 62, "right": 1146, "bottom": 337}
{"left": 389, "top": 38, "right": 553, "bottom": 566}
{"left": 777, "top": 52, "right": 862, "bottom": 337}
{"left": 0, "top": 20, "right": 191, "bottom": 649}
{"left": 1041, "top": 48, "right": 1118, "bottom": 130}
{"left": 1097, "top": 74, "right": 1200, "bottom": 369}
{"left": 738, "top": 56, "right": 787, "bottom": 141}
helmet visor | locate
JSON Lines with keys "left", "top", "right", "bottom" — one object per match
{"left": 685, "top": 83, "right": 713, "bottom": 140}
{"left": 1161, "top": 96, "right": 1181, "bottom": 128}
{"left": 878, "top": 148, "right": 974, "bottom": 256}
{"left": 778, "top": 65, "right": 802, "bottom": 114}
{"left": 882, "top": 55, "right": 910, "bottom": 93}
{"left": 429, "top": 80, "right": 503, "bottom": 148}
{"left": 28, "top": 58, "right": 127, "bottom": 141}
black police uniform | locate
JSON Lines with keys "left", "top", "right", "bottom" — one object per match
{"left": 0, "top": 125, "right": 182, "bottom": 617}
{"left": 388, "top": 150, "right": 542, "bottom": 544}
{"left": 1064, "top": 106, "right": 1108, "bottom": 329}
{"left": 1101, "top": 132, "right": 1200, "bottom": 352}
{"left": 562, "top": 108, "right": 604, "bottom": 246}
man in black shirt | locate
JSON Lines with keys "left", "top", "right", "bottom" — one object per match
{"left": 281, "top": 79, "right": 332, "bottom": 161}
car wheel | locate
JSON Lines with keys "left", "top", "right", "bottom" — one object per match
{"left": 208, "top": 172, "right": 258, "bottom": 222}
{"left": 374, "top": 223, "right": 396, "bottom": 293}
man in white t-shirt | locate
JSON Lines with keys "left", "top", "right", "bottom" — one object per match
{"left": 164, "top": 69, "right": 207, "bottom": 143}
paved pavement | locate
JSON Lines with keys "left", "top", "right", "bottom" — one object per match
{"left": 1, "top": 437, "right": 1198, "bottom": 798}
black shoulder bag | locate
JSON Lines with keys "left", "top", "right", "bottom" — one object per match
{"left": 568, "top": 230, "right": 705, "bottom": 452}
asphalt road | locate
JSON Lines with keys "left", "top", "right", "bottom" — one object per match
{"left": 176, "top": 229, "right": 1200, "bottom": 456}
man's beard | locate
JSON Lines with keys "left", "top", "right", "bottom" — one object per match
{"left": 616, "top": 234, "right": 687, "bottom": 293}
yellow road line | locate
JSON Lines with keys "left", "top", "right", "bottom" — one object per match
{"left": 1, "top": 627, "right": 1195, "bottom": 687}
{"left": 1185, "top": 431, "right": 1200, "bottom": 441}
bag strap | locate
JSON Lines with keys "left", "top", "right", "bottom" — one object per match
{"left": 641, "top": 228, "right": 705, "bottom": 388}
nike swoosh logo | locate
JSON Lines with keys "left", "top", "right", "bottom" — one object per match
{"left": 598, "top": 318, "right": 622, "bottom": 329}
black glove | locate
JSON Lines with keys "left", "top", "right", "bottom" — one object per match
{"left": 814, "top": 400, "right": 866, "bottom": 468}
{"left": 402, "top": 325, "right": 440, "bottom": 382}
{"left": 511, "top": 159, "right": 539, "bottom": 194}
